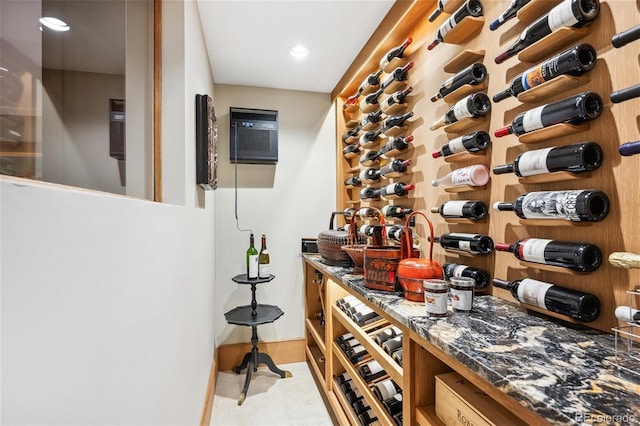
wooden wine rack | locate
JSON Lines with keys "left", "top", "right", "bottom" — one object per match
{"left": 333, "top": 0, "right": 640, "bottom": 335}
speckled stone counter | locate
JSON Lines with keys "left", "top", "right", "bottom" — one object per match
{"left": 303, "top": 254, "right": 640, "bottom": 426}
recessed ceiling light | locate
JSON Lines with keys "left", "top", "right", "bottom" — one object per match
{"left": 290, "top": 44, "right": 309, "bottom": 58}
{"left": 39, "top": 17, "right": 70, "bottom": 32}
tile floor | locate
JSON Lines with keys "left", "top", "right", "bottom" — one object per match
{"left": 210, "top": 362, "right": 333, "bottom": 425}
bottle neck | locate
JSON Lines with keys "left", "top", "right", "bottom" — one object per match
{"left": 493, "top": 164, "right": 514, "bottom": 174}
{"left": 493, "top": 202, "right": 515, "bottom": 211}
{"left": 492, "top": 88, "right": 513, "bottom": 102}
{"left": 494, "top": 243, "right": 514, "bottom": 252}
{"left": 491, "top": 278, "right": 512, "bottom": 290}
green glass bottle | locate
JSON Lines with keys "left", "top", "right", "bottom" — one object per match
{"left": 246, "top": 233, "right": 258, "bottom": 279}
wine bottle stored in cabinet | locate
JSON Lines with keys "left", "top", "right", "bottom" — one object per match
{"left": 359, "top": 187, "right": 380, "bottom": 201}
{"left": 382, "top": 394, "right": 403, "bottom": 416}
{"left": 381, "top": 335, "right": 403, "bottom": 355}
{"left": 427, "top": 0, "right": 484, "bottom": 50}
{"left": 359, "top": 167, "right": 381, "bottom": 183}
{"left": 377, "top": 135, "right": 413, "bottom": 156}
{"left": 359, "top": 150, "right": 382, "bottom": 167}
{"left": 492, "top": 142, "right": 603, "bottom": 177}
{"left": 443, "top": 263, "right": 490, "bottom": 289}
{"left": 432, "top": 131, "right": 491, "bottom": 158}
{"left": 428, "top": 0, "right": 451, "bottom": 22}
{"left": 494, "top": 0, "right": 600, "bottom": 64}
{"left": 431, "top": 200, "right": 489, "bottom": 221}
{"left": 359, "top": 87, "right": 385, "bottom": 110}
{"left": 343, "top": 143, "right": 361, "bottom": 157}
{"left": 430, "top": 92, "right": 491, "bottom": 130}
{"left": 612, "top": 23, "right": 640, "bottom": 48}
{"left": 379, "top": 37, "right": 412, "bottom": 71}
{"left": 619, "top": 141, "right": 640, "bottom": 157}
{"left": 344, "top": 175, "right": 362, "bottom": 187}
{"left": 489, "top": 0, "right": 531, "bottom": 30}
{"left": 379, "top": 159, "right": 412, "bottom": 178}
{"left": 379, "top": 182, "right": 415, "bottom": 198}
{"left": 357, "top": 408, "right": 379, "bottom": 426}
{"left": 431, "top": 63, "right": 488, "bottom": 102}
{"left": 380, "top": 111, "right": 414, "bottom": 133}
{"left": 359, "top": 110, "right": 384, "bottom": 128}
{"left": 494, "top": 238, "right": 602, "bottom": 272}
{"left": 372, "top": 326, "right": 403, "bottom": 345}
{"left": 358, "top": 359, "right": 386, "bottom": 383}
{"left": 372, "top": 378, "right": 402, "bottom": 402}
{"left": 494, "top": 92, "right": 602, "bottom": 137}
{"left": 432, "top": 164, "right": 490, "bottom": 188}
{"left": 615, "top": 306, "right": 640, "bottom": 323}
{"left": 493, "top": 44, "right": 597, "bottom": 102}
{"left": 357, "top": 207, "right": 380, "bottom": 219}
{"left": 392, "top": 348, "right": 403, "bottom": 367}
{"left": 492, "top": 277, "right": 601, "bottom": 322}
{"left": 381, "top": 205, "right": 413, "bottom": 219}
{"left": 493, "top": 189, "right": 609, "bottom": 222}
{"left": 380, "top": 62, "right": 414, "bottom": 91}
{"left": 381, "top": 86, "right": 413, "bottom": 111}
{"left": 357, "top": 70, "right": 383, "bottom": 94}
{"left": 431, "top": 233, "right": 494, "bottom": 255}
{"left": 610, "top": 83, "right": 640, "bottom": 104}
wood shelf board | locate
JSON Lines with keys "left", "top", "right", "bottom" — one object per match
{"left": 0, "top": 151, "right": 41, "bottom": 158}
{"left": 443, "top": 183, "right": 488, "bottom": 193}
{"left": 332, "top": 377, "right": 362, "bottom": 426}
{"left": 517, "top": 122, "right": 590, "bottom": 144}
{"left": 442, "top": 16, "right": 484, "bottom": 45}
{"left": 443, "top": 116, "right": 486, "bottom": 134}
{"left": 306, "top": 317, "right": 327, "bottom": 354}
{"left": 382, "top": 102, "right": 409, "bottom": 116}
{"left": 345, "top": 119, "right": 360, "bottom": 129}
{"left": 517, "top": 74, "right": 590, "bottom": 103}
{"left": 517, "top": 0, "right": 563, "bottom": 24}
{"left": 518, "top": 27, "right": 590, "bottom": 64}
{"left": 442, "top": 81, "right": 488, "bottom": 105}
{"left": 518, "top": 171, "right": 589, "bottom": 184}
{"left": 517, "top": 219, "right": 592, "bottom": 227}
{"left": 443, "top": 50, "right": 486, "bottom": 74}
{"left": 344, "top": 153, "right": 359, "bottom": 160}
{"left": 306, "top": 345, "right": 327, "bottom": 387}
{"left": 416, "top": 405, "right": 446, "bottom": 426}
{"left": 443, "top": 150, "right": 487, "bottom": 163}
{"left": 344, "top": 135, "right": 359, "bottom": 145}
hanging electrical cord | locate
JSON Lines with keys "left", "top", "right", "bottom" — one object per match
{"left": 232, "top": 121, "right": 253, "bottom": 234}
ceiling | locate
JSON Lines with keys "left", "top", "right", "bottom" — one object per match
{"left": 196, "top": 0, "right": 395, "bottom": 93}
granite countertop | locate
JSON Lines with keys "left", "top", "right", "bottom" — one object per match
{"left": 303, "top": 254, "right": 640, "bottom": 426}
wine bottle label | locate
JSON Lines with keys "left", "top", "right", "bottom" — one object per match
{"left": 453, "top": 264, "right": 469, "bottom": 277}
{"left": 442, "top": 200, "right": 468, "bottom": 216}
{"left": 351, "top": 345, "right": 366, "bottom": 354}
{"left": 367, "top": 360, "right": 383, "bottom": 374}
{"left": 522, "top": 60, "right": 555, "bottom": 90}
{"left": 381, "top": 73, "right": 394, "bottom": 88}
{"left": 453, "top": 98, "right": 474, "bottom": 120}
{"left": 451, "top": 168, "right": 475, "bottom": 186}
{"left": 344, "top": 338, "right": 360, "bottom": 348}
{"left": 547, "top": 0, "right": 579, "bottom": 32}
{"left": 440, "top": 16, "right": 456, "bottom": 38}
{"left": 521, "top": 190, "right": 583, "bottom": 221}
{"left": 521, "top": 106, "right": 545, "bottom": 132}
{"left": 517, "top": 147, "right": 552, "bottom": 176}
{"left": 258, "top": 263, "right": 270, "bottom": 277}
{"left": 518, "top": 278, "right": 553, "bottom": 309}
{"left": 519, "top": 238, "right": 551, "bottom": 264}
{"left": 377, "top": 380, "right": 397, "bottom": 400}
{"left": 248, "top": 255, "right": 259, "bottom": 278}
{"left": 446, "top": 135, "right": 466, "bottom": 154}
{"left": 458, "top": 241, "right": 471, "bottom": 250}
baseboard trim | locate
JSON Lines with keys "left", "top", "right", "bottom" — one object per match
{"left": 217, "top": 338, "right": 306, "bottom": 372}
{"left": 199, "top": 348, "right": 218, "bottom": 426}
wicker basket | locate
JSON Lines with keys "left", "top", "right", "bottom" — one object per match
{"left": 318, "top": 211, "right": 365, "bottom": 267}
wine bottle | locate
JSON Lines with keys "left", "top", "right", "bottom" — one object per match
{"left": 615, "top": 306, "right": 640, "bottom": 323}
{"left": 358, "top": 70, "right": 383, "bottom": 94}
{"left": 359, "top": 359, "right": 386, "bottom": 383}
{"left": 379, "top": 182, "right": 415, "bottom": 198}
{"left": 494, "top": 91, "right": 602, "bottom": 137}
{"left": 335, "top": 372, "right": 352, "bottom": 384}
{"left": 380, "top": 111, "right": 414, "bottom": 133}
{"left": 343, "top": 143, "right": 362, "bottom": 158}
{"left": 492, "top": 44, "right": 597, "bottom": 102}
{"left": 381, "top": 335, "right": 403, "bottom": 355}
{"left": 258, "top": 234, "right": 270, "bottom": 278}
{"left": 337, "top": 295, "right": 359, "bottom": 310}
{"left": 432, "top": 131, "right": 491, "bottom": 158}
{"left": 427, "top": 0, "right": 484, "bottom": 50}
{"left": 430, "top": 92, "right": 491, "bottom": 130}
{"left": 443, "top": 263, "right": 490, "bottom": 289}
{"left": 492, "top": 142, "right": 603, "bottom": 177}
{"left": 359, "top": 129, "right": 383, "bottom": 147}
{"left": 431, "top": 164, "right": 490, "bottom": 188}
{"left": 359, "top": 150, "right": 382, "bottom": 167}
{"left": 344, "top": 175, "right": 362, "bottom": 187}
{"left": 372, "top": 326, "right": 403, "bottom": 345}
{"left": 612, "top": 23, "right": 640, "bottom": 48}
{"left": 372, "top": 378, "right": 402, "bottom": 402}
{"left": 493, "top": 189, "right": 609, "bottom": 222}
{"left": 619, "top": 141, "right": 640, "bottom": 157}
{"left": 430, "top": 63, "right": 488, "bottom": 102}
{"left": 352, "top": 398, "right": 371, "bottom": 416}
{"left": 359, "top": 167, "right": 381, "bottom": 183}
{"left": 345, "top": 344, "right": 370, "bottom": 363}
{"left": 380, "top": 62, "right": 414, "bottom": 91}
{"left": 246, "top": 233, "right": 259, "bottom": 279}
{"left": 428, "top": 0, "right": 451, "bottom": 22}
{"left": 345, "top": 388, "right": 364, "bottom": 404}
{"left": 380, "top": 159, "right": 412, "bottom": 178}
{"left": 494, "top": 0, "right": 600, "bottom": 64}
{"left": 340, "top": 378, "right": 358, "bottom": 395}
{"left": 379, "top": 37, "right": 412, "bottom": 71}
{"left": 359, "top": 110, "right": 384, "bottom": 129}
{"left": 494, "top": 238, "right": 602, "bottom": 272}
{"left": 431, "top": 233, "right": 494, "bottom": 255}
{"left": 431, "top": 200, "right": 489, "bottom": 221}
{"left": 382, "top": 394, "right": 403, "bottom": 416}
{"left": 359, "top": 87, "right": 385, "bottom": 111}
{"left": 357, "top": 408, "right": 379, "bottom": 425}
{"left": 342, "top": 125, "right": 361, "bottom": 143}
{"left": 385, "top": 225, "right": 405, "bottom": 242}
{"left": 377, "top": 135, "right": 414, "bottom": 157}
{"left": 382, "top": 205, "right": 413, "bottom": 219}
{"left": 359, "top": 225, "right": 378, "bottom": 237}
{"left": 610, "top": 83, "right": 640, "bottom": 104}
{"left": 489, "top": 0, "right": 531, "bottom": 30}
{"left": 359, "top": 187, "right": 380, "bottom": 201}
{"left": 350, "top": 304, "right": 381, "bottom": 325}
{"left": 392, "top": 348, "right": 403, "bottom": 367}
{"left": 381, "top": 86, "right": 413, "bottom": 111}
{"left": 492, "top": 277, "right": 601, "bottom": 322}
{"left": 357, "top": 207, "right": 379, "bottom": 219}
{"left": 340, "top": 337, "right": 362, "bottom": 350}
{"left": 343, "top": 92, "right": 361, "bottom": 110}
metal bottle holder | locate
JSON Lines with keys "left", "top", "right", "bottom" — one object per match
{"left": 612, "top": 289, "right": 640, "bottom": 377}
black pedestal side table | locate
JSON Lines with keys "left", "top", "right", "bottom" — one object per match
{"left": 224, "top": 274, "right": 292, "bottom": 405}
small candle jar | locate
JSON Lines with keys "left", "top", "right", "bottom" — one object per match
{"left": 449, "top": 277, "right": 475, "bottom": 312}
{"left": 423, "top": 279, "right": 449, "bottom": 317}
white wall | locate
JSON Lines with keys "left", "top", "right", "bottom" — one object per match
{"left": 213, "top": 84, "right": 336, "bottom": 345}
{"left": 0, "top": 0, "right": 217, "bottom": 424}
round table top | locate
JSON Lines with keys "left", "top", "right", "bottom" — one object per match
{"left": 224, "top": 304, "right": 284, "bottom": 326}
{"left": 232, "top": 274, "right": 275, "bottom": 285}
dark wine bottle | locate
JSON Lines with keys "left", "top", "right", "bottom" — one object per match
{"left": 443, "top": 263, "right": 490, "bottom": 289}
{"left": 372, "top": 326, "right": 403, "bottom": 345}
{"left": 345, "top": 388, "right": 364, "bottom": 404}
{"left": 492, "top": 277, "right": 601, "bottom": 322}
{"left": 431, "top": 233, "right": 494, "bottom": 255}
{"left": 357, "top": 408, "right": 379, "bottom": 425}
{"left": 340, "top": 337, "right": 361, "bottom": 351}
{"left": 359, "top": 167, "right": 381, "bottom": 183}
{"left": 494, "top": 92, "right": 602, "bottom": 137}
{"left": 381, "top": 336, "right": 403, "bottom": 355}
{"left": 494, "top": 238, "right": 602, "bottom": 272}
{"left": 379, "top": 159, "right": 412, "bottom": 178}
{"left": 337, "top": 296, "right": 359, "bottom": 310}
{"left": 382, "top": 394, "right": 403, "bottom": 416}
{"left": 359, "top": 225, "right": 378, "bottom": 237}
{"left": 379, "top": 182, "right": 415, "bottom": 198}
{"left": 359, "top": 150, "right": 382, "bottom": 167}
{"left": 612, "top": 23, "right": 640, "bottom": 48}
{"left": 431, "top": 200, "right": 489, "bottom": 221}
{"left": 492, "top": 142, "right": 603, "bottom": 177}
{"left": 359, "top": 187, "right": 380, "bottom": 201}
{"left": 358, "top": 359, "right": 386, "bottom": 383}
{"left": 379, "top": 37, "right": 412, "bottom": 71}
{"left": 385, "top": 225, "right": 405, "bottom": 242}
{"left": 335, "top": 372, "right": 351, "bottom": 384}
{"left": 430, "top": 63, "right": 488, "bottom": 102}
{"left": 494, "top": 0, "right": 600, "bottom": 64}
{"left": 429, "top": 0, "right": 451, "bottom": 22}
{"left": 381, "top": 86, "right": 413, "bottom": 111}
{"left": 619, "top": 141, "right": 640, "bottom": 157}
{"left": 380, "top": 111, "right": 414, "bottom": 133}
{"left": 359, "top": 110, "right": 384, "bottom": 129}
{"left": 489, "top": 0, "right": 531, "bottom": 30}
{"left": 343, "top": 143, "right": 362, "bottom": 157}
{"left": 380, "top": 62, "right": 414, "bottom": 91}
{"left": 344, "top": 175, "right": 363, "bottom": 187}
{"left": 357, "top": 207, "right": 379, "bottom": 219}
{"left": 345, "top": 344, "right": 369, "bottom": 363}
{"left": 432, "top": 131, "right": 491, "bottom": 158}
{"left": 381, "top": 205, "right": 413, "bottom": 219}
{"left": 342, "top": 124, "right": 362, "bottom": 143}
{"left": 494, "top": 189, "right": 609, "bottom": 222}
{"left": 358, "top": 70, "right": 383, "bottom": 94}
{"left": 430, "top": 92, "right": 491, "bottom": 130}
{"left": 492, "top": 44, "right": 597, "bottom": 102}
{"left": 360, "top": 87, "right": 385, "bottom": 110}
{"left": 359, "top": 129, "right": 383, "bottom": 147}
{"left": 610, "top": 83, "right": 640, "bottom": 104}
{"left": 351, "top": 398, "right": 370, "bottom": 416}
{"left": 392, "top": 348, "right": 403, "bottom": 367}
{"left": 372, "top": 378, "right": 402, "bottom": 402}
{"left": 427, "top": 0, "right": 484, "bottom": 50}
{"left": 377, "top": 135, "right": 413, "bottom": 156}
{"left": 350, "top": 304, "right": 381, "bottom": 325}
